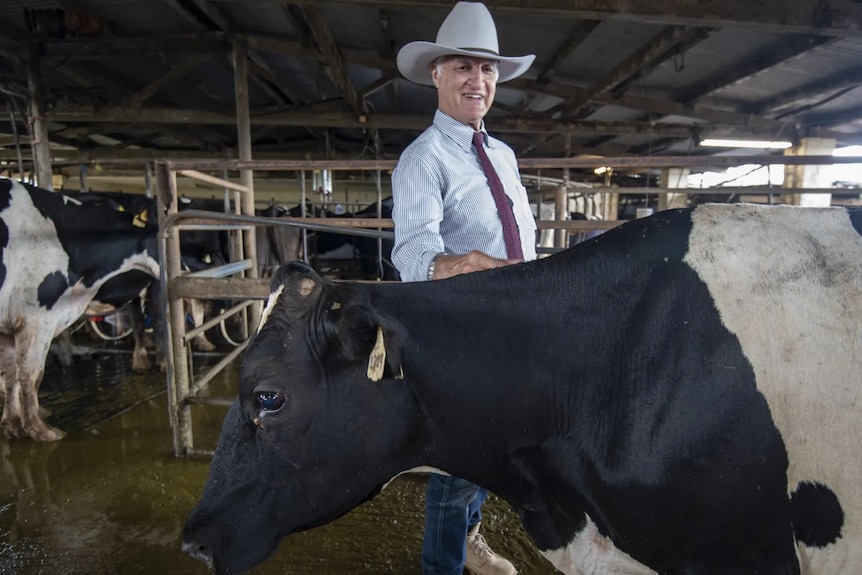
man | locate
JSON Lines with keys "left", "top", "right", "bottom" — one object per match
{"left": 391, "top": 3, "right": 537, "bottom": 575}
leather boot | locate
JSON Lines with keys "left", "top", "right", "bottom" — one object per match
{"left": 465, "top": 522, "right": 517, "bottom": 575}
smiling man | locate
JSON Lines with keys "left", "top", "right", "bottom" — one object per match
{"left": 391, "top": 3, "right": 536, "bottom": 575}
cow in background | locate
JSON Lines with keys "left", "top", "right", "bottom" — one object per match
{"left": 305, "top": 197, "right": 399, "bottom": 281}
{"left": 0, "top": 179, "right": 160, "bottom": 441}
{"left": 61, "top": 192, "right": 225, "bottom": 369}
{"left": 255, "top": 203, "right": 302, "bottom": 279}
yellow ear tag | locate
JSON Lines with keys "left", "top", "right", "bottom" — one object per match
{"left": 367, "top": 326, "right": 386, "bottom": 382}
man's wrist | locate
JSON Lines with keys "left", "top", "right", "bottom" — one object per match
{"left": 427, "top": 252, "right": 446, "bottom": 280}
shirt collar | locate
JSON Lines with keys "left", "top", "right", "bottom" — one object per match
{"left": 433, "top": 110, "right": 492, "bottom": 152}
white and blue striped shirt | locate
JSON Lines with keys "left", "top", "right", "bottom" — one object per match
{"left": 391, "top": 110, "right": 538, "bottom": 282}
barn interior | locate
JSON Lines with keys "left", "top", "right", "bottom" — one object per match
{"left": 1, "top": 3, "right": 862, "bottom": 574}
{"left": 0, "top": 0, "right": 861, "bottom": 213}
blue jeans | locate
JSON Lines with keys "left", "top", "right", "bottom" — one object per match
{"left": 422, "top": 474, "right": 488, "bottom": 575}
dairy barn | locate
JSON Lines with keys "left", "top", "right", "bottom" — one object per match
{"left": 0, "top": 1, "right": 861, "bottom": 574}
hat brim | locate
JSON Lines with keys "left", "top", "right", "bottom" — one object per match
{"left": 397, "top": 41, "right": 535, "bottom": 86}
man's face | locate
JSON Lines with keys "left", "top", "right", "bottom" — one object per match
{"left": 431, "top": 56, "right": 499, "bottom": 130}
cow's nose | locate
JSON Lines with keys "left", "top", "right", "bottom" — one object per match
{"left": 182, "top": 540, "right": 215, "bottom": 570}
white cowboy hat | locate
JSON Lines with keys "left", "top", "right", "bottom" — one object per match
{"left": 397, "top": 1, "right": 535, "bottom": 86}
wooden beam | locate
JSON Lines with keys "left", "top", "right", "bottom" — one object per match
{"left": 46, "top": 104, "right": 808, "bottom": 139}
{"left": 213, "top": 0, "right": 862, "bottom": 37}
{"left": 548, "top": 25, "right": 689, "bottom": 117}
{"left": 296, "top": 4, "right": 365, "bottom": 115}
{"left": 536, "top": 20, "right": 600, "bottom": 82}
{"left": 507, "top": 77, "right": 787, "bottom": 130}
{"left": 359, "top": 72, "right": 398, "bottom": 99}
{"left": 42, "top": 33, "right": 231, "bottom": 58}
{"left": 246, "top": 57, "right": 309, "bottom": 104}
{"left": 802, "top": 106, "right": 862, "bottom": 129}
{"left": 610, "top": 26, "right": 715, "bottom": 96}
{"left": 123, "top": 53, "right": 211, "bottom": 106}
{"left": 750, "top": 64, "right": 862, "bottom": 115}
{"left": 679, "top": 35, "right": 836, "bottom": 103}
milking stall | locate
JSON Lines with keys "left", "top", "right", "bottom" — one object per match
{"left": 2, "top": 1, "right": 862, "bottom": 574}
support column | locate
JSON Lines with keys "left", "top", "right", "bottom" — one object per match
{"left": 659, "top": 167, "right": 690, "bottom": 211}
{"left": 233, "top": 38, "right": 261, "bottom": 331}
{"left": 554, "top": 185, "right": 567, "bottom": 248}
{"left": 782, "top": 137, "right": 836, "bottom": 207}
{"left": 27, "top": 42, "right": 53, "bottom": 190}
{"left": 601, "top": 168, "right": 618, "bottom": 221}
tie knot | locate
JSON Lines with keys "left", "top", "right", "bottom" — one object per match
{"left": 472, "top": 131, "right": 484, "bottom": 148}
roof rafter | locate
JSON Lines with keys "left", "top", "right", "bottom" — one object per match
{"left": 47, "top": 103, "right": 803, "bottom": 140}
{"left": 750, "top": 64, "right": 862, "bottom": 116}
{"left": 292, "top": 4, "right": 366, "bottom": 116}
{"left": 548, "top": 25, "right": 689, "bottom": 117}
{"left": 122, "top": 53, "right": 211, "bottom": 106}
{"left": 218, "top": 0, "right": 862, "bottom": 38}
{"left": 679, "top": 35, "right": 836, "bottom": 103}
{"left": 536, "top": 20, "right": 600, "bottom": 83}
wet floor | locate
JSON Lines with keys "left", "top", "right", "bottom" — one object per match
{"left": 0, "top": 341, "right": 559, "bottom": 575}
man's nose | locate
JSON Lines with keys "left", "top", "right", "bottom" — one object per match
{"left": 466, "top": 67, "right": 484, "bottom": 86}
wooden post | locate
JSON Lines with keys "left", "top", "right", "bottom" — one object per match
{"left": 27, "top": 42, "right": 53, "bottom": 190}
{"left": 783, "top": 138, "right": 836, "bottom": 207}
{"left": 232, "top": 38, "right": 261, "bottom": 331}
{"left": 156, "top": 162, "right": 194, "bottom": 456}
{"left": 554, "top": 185, "right": 567, "bottom": 248}
{"left": 144, "top": 162, "right": 153, "bottom": 198}
{"left": 659, "top": 167, "right": 690, "bottom": 211}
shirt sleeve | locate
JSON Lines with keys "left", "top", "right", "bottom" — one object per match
{"left": 391, "top": 151, "right": 446, "bottom": 282}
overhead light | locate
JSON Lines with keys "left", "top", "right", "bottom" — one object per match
{"left": 700, "top": 138, "right": 793, "bottom": 149}
{"left": 594, "top": 166, "right": 611, "bottom": 175}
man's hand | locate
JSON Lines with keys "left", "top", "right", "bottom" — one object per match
{"left": 431, "top": 250, "right": 521, "bottom": 279}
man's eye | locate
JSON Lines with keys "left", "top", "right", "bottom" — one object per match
{"left": 256, "top": 391, "right": 286, "bottom": 413}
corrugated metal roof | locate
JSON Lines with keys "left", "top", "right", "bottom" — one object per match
{"left": 0, "top": 0, "right": 861, "bottom": 169}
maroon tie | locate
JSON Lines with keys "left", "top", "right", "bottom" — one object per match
{"left": 472, "top": 131, "right": 524, "bottom": 260}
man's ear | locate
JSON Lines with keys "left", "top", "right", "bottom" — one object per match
{"left": 430, "top": 63, "right": 441, "bottom": 88}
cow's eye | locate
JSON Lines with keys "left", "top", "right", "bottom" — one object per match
{"left": 256, "top": 391, "right": 286, "bottom": 413}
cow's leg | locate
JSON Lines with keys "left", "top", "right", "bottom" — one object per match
{"left": 0, "top": 333, "right": 14, "bottom": 407}
{"left": 187, "top": 298, "right": 216, "bottom": 352}
{"left": 128, "top": 299, "right": 152, "bottom": 372}
{"left": 54, "top": 328, "right": 74, "bottom": 367}
{"left": 1, "top": 329, "right": 65, "bottom": 442}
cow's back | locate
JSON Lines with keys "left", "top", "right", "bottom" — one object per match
{"left": 684, "top": 204, "right": 862, "bottom": 570}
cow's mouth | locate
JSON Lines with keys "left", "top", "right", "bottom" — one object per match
{"left": 181, "top": 540, "right": 215, "bottom": 571}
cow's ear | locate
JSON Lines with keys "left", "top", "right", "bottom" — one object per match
{"left": 333, "top": 304, "right": 404, "bottom": 382}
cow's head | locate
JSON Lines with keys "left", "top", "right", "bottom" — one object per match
{"left": 182, "top": 261, "right": 409, "bottom": 574}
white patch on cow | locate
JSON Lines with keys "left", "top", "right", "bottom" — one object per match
{"left": 0, "top": 190, "right": 75, "bottom": 332}
{"left": 381, "top": 466, "right": 450, "bottom": 491}
{"left": 257, "top": 284, "right": 285, "bottom": 333}
{"left": 314, "top": 242, "right": 355, "bottom": 260}
{"left": 543, "top": 515, "right": 656, "bottom": 575}
{"left": 298, "top": 278, "right": 315, "bottom": 297}
{"left": 684, "top": 204, "right": 862, "bottom": 572}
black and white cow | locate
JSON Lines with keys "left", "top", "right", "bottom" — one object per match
{"left": 183, "top": 203, "right": 862, "bottom": 574}
{"left": 0, "top": 179, "right": 160, "bottom": 441}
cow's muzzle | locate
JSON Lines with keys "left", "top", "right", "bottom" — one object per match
{"left": 182, "top": 540, "right": 215, "bottom": 571}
